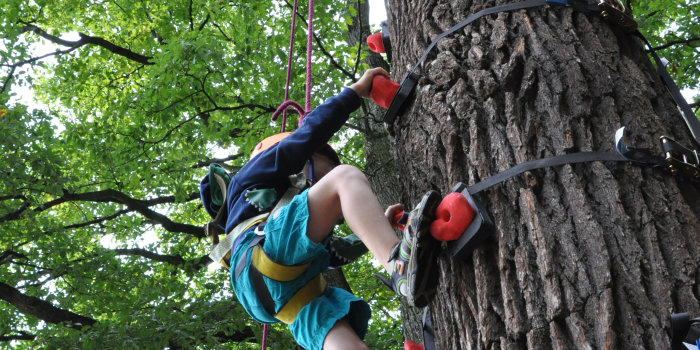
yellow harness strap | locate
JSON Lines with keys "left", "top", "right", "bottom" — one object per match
{"left": 251, "top": 245, "right": 327, "bottom": 324}
{"left": 275, "top": 274, "right": 326, "bottom": 324}
{"left": 211, "top": 213, "right": 268, "bottom": 269}
{"left": 251, "top": 245, "right": 310, "bottom": 281}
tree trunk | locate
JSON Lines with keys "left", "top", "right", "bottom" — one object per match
{"left": 385, "top": 0, "right": 700, "bottom": 348}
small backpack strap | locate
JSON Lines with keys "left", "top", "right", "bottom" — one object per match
{"left": 205, "top": 171, "right": 230, "bottom": 243}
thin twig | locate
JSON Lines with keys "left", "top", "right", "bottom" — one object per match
{"left": 646, "top": 37, "right": 700, "bottom": 52}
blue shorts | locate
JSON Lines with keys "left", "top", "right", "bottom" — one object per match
{"left": 230, "top": 189, "right": 371, "bottom": 350}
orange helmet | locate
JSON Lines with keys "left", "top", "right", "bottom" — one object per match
{"left": 249, "top": 132, "right": 341, "bottom": 166}
{"left": 250, "top": 132, "right": 293, "bottom": 159}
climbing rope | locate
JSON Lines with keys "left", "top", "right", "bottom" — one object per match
{"left": 264, "top": 3, "right": 317, "bottom": 347}
{"left": 272, "top": 0, "right": 316, "bottom": 132}
{"left": 261, "top": 323, "right": 268, "bottom": 349}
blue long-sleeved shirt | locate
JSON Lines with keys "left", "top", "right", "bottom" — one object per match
{"left": 199, "top": 87, "right": 362, "bottom": 239}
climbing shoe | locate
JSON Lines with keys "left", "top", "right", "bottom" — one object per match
{"left": 377, "top": 190, "right": 441, "bottom": 307}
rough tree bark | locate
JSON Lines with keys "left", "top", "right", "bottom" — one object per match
{"left": 385, "top": 0, "right": 700, "bottom": 349}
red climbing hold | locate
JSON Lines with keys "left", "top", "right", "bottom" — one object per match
{"left": 369, "top": 75, "right": 400, "bottom": 109}
{"left": 430, "top": 192, "right": 475, "bottom": 241}
{"left": 392, "top": 211, "right": 407, "bottom": 231}
{"left": 366, "top": 32, "right": 385, "bottom": 53}
{"left": 404, "top": 340, "right": 424, "bottom": 350}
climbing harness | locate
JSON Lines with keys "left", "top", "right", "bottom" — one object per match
{"left": 229, "top": 173, "right": 327, "bottom": 325}
{"left": 207, "top": 169, "right": 324, "bottom": 326}
{"left": 206, "top": 170, "right": 308, "bottom": 266}
{"left": 247, "top": 241, "right": 327, "bottom": 324}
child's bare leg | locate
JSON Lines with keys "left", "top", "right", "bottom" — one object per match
{"left": 306, "top": 165, "right": 399, "bottom": 272}
{"left": 322, "top": 319, "right": 369, "bottom": 350}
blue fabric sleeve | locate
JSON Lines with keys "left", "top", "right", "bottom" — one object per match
{"left": 235, "top": 87, "right": 362, "bottom": 187}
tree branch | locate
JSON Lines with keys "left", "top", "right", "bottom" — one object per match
{"left": 0, "top": 281, "right": 97, "bottom": 329}
{"left": 0, "top": 200, "right": 30, "bottom": 222}
{"left": 2, "top": 46, "right": 78, "bottom": 68}
{"left": 0, "top": 331, "right": 35, "bottom": 341}
{"left": 352, "top": 0, "right": 364, "bottom": 78}
{"left": 198, "top": 13, "right": 211, "bottom": 31}
{"left": 52, "top": 190, "right": 204, "bottom": 237}
{"left": 20, "top": 22, "right": 154, "bottom": 65}
{"left": 114, "top": 248, "right": 212, "bottom": 270}
{"left": 144, "top": 103, "right": 275, "bottom": 146}
{"left": 1, "top": 66, "right": 16, "bottom": 96}
{"left": 212, "top": 22, "right": 232, "bottom": 41}
{"left": 0, "top": 250, "right": 28, "bottom": 266}
{"left": 63, "top": 209, "right": 131, "bottom": 230}
{"left": 0, "top": 194, "right": 26, "bottom": 201}
{"left": 188, "top": 0, "right": 194, "bottom": 31}
{"left": 647, "top": 37, "right": 700, "bottom": 52}
{"left": 0, "top": 190, "right": 204, "bottom": 237}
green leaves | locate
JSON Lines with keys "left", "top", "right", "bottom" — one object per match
{"left": 1, "top": 0, "right": 394, "bottom": 348}
{"left": 632, "top": 0, "right": 700, "bottom": 92}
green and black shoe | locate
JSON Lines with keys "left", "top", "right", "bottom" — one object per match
{"left": 377, "top": 190, "right": 441, "bottom": 307}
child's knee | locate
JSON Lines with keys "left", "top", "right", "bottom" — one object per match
{"left": 331, "top": 165, "right": 367, "bottom": 183}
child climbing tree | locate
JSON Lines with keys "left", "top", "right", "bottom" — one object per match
{"left": 383, "top": 0, "right": 699, "bottom": 348}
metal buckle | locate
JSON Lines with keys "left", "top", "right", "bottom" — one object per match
{"left": 660, "top": 136, "right": 700, "bottom": 179}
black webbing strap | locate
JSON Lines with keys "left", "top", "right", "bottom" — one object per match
{"left": 243, "top": 235, "right": 277, "bottom": 318}
{"left": 422, "top": 308, "right": 436, "bottom": 350}
{"left": 467, "top": 151, "right": 628, "bottom": 194}
{"left": 249, "top": 263, "right": 277, "bottom": 318}
{"left": 411, "top": 0, "right": 558, "bottom": 73}
{"left": 638, "top": 33, "right": 700, "bottom": 148}
{"left": 233, "top": 235, "right": 266, "bottom": 319}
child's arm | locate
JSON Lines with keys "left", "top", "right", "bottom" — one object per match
{"left": 244, "top": 68, "right": 390, "bottom": 182}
